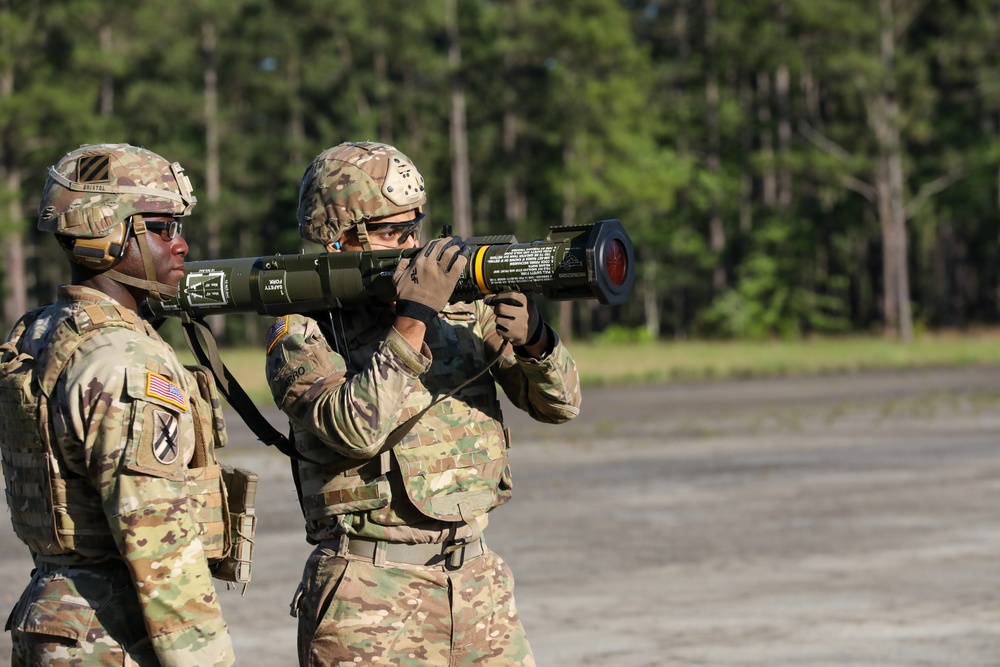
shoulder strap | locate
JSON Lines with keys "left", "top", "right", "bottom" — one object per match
{"left": 180, "top": 316, "right": 314, "bottom": 463}
{"left": 35, "top": 304, "right": 145, "bottom": 396}
{"left": 180, "top": 316, "right": 507, "bottom": 464}
{"left": 2, "top": 306, "right": 48, "bottom": 351}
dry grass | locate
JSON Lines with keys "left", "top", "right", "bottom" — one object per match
{"left": 174, "top": 329, "right": 1000, "bottom": 404}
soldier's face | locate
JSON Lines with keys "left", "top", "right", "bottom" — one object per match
{"left": 333, "top": 211, "right": 423, "bottom": 252}
{"left": 118, "top": 215, "right": 189, "bottom": 288}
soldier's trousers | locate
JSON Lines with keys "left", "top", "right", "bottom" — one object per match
{"left": 6, "top": 564, "right": 159, "bottom": 666}
{"left": 292, "top": 543, "right": 536, "bottom": 666}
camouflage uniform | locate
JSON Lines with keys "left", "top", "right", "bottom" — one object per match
{"left": 1, "top": 143, "right": 234, "bottom": 666}
{"left": 266, "top": 296, "right": 581, "bottom": 666}
{"left": 2, "top": 286, "right": 234, "bottom": 666}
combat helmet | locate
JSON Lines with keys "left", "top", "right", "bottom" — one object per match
{"left": 297, "top": 141, "right": 425, "bottom": 249}
{"left": 38, "top": 143, "right": 197, "bottom": 299}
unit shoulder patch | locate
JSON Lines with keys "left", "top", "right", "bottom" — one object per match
{"left": 150, "top": 409, "right": 180, "bottom": 464}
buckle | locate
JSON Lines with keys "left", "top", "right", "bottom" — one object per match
{"left": 443, "top": 538, "right": 469, "bottom": 570}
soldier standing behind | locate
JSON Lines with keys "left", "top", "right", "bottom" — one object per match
{"left": 0, "top": 144, "right": 235, "bottom": 666}
{"left": 265, "top": 141, "right": 582, "bottom": 666}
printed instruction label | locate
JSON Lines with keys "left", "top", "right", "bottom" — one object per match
{"left": 485, "top": 246, "right": 557, "bottom": 284}
{"left": 184, "top": 271, "right": 229, "bottom": 308}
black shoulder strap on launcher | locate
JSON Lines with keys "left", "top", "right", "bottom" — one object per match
{"left": 180, "top": 316, "right": 313, "bottom": 463}
{"left": 180, "top": 315, "right": 509, "bottom": 465}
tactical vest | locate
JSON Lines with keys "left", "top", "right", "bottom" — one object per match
{"left": 0, "top": 301, "right": 230, "bottom": 561}
{"left": 293, "top": 303, "right": 512, "bottom": 537}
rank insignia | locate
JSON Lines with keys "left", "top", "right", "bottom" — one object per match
{"left": 146, "top": 372, "right": 187, "bottom": 410}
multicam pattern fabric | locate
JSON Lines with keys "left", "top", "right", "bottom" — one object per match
{"left": 9, "top": 565, "right": 164, "bottom": 666}
{"left": 266, "top": 300, "right": 581, "bottom": 541}
{"left": 266, "top": 297, "right": 581, "bottom": 664}
{"left": 293, "top": 547, "right": 534, "bottom": 667}
{"left": 2, "top": 285, "right": 233, "bottom": 667}
{"left": 37, "top": 143, "right": 196, "bottom": 239}
{"left": 297, "top": 141, "right": 426, "bottom": 246}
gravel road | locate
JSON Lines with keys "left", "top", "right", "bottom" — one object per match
{"left": 2, "top": 366, "right": 999, "bottom": 666}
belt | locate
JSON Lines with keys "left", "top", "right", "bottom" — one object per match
{"left": 35, "top": 559, "right": 127, "bottom": 575}
{"left": 320, "top": 535, "right": 487, "bottom": 570}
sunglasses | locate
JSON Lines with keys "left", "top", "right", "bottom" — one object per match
{"left": 366, "top": 212, "right": 426, "bottom": 246}
{"left": 143, "top": 219, "right": 183, "bottom": 241}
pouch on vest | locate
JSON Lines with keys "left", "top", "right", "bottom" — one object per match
{"left": 178, "top": 365, "right": 238, "bottom": 565}
{"left": 185, "top": 364, "right": 228, "bottom": 451}
{"left": 211, "top": 464, "right": 258, "bottom": 590}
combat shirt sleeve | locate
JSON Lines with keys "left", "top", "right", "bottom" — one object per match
{"left": 54, "top": 327, "right": 234, "bottom": 667}
{"left": 265, "top": 314, "right": 431, "bottom": 458}
{"left": 479, "top": 301, "right": 582, "bottom": 423}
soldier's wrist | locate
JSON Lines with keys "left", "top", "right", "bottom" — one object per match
{"left": 395, "top": 299, "right": 438, "bottom": 325}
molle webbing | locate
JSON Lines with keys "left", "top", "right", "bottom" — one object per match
{"left": 0, "top": 304, "right": 143, "bottom": 556}
{"left": 297, "top": 305, "right": 509, "bottom": 531}
{"left": 184, "top": 365, "right": 232, "bottom": 564}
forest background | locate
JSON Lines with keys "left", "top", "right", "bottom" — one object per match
{"left": 2, "top": 0, "right": 1000, "bottom": 347}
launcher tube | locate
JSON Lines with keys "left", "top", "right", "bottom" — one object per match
{"left": 146, "top": 219, "right": 635, "bottom": 319}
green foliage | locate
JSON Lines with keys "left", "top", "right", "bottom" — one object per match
{"left": 592, "top": 325, "right": 656, "bottom": 345}
{"left": 699, "top": 215, "right": 850, "bottom": 338}
{"left": 2, "top": 0, "right": 1000, "bottom": 343}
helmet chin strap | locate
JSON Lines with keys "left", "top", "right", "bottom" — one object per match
{"left": 105, "top": 215, "right": 179, "bottom": 300}
{"left": 354, "top": 221, "right": 372, "bottom": 251}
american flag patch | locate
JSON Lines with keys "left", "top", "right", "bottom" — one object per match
{"left": 146, "top": 372, "right": 187, "bottom": 410}
{"left": 265, "top": 316, "right": 290, "bottom": 354}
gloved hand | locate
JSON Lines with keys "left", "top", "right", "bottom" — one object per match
{"left": 484, "top": 291, "right": 543, "bottom": 347}
{"left": 393, "top": 237, "right": 470, "bottom": 324}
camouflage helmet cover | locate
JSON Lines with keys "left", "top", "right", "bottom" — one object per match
{"left": 38, "top": 143, "right": 197, "bottom": 239}
{"left": 297, "top": 141, "right": 426, "bottom": 246}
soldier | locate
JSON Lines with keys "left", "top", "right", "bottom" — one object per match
{"left": 265, "top": 141, "right": 582, "bottom": 666}
{"left": 0, "top": 144, "right": 235, "bottom": 666}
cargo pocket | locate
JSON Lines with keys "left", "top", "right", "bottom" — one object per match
{"left": 11, "top": 572, "right": 108, "bottom": 643}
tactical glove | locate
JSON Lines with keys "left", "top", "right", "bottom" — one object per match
{"left": 393, "top": 237, "right": 470, "bottom": 324}
{"left": 484, "top": 291, "right": 543, "bottom": 347}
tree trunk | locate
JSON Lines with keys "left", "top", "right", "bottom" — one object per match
{"left": 739, "top": 75, "right": 753, "bottom": 236}
{"left": 875, "top": 155, "right": 897, "bottom": 333}
{"left": 202, "top": 19, "right": 224, "bottom": 338}
{"left": 0, "top": 1, "right": 26, "bottom": 328}
{"left": 445, "top": 0, "right": 472, "bottom": 238}
{"left": 202, "top": 20, "right": 220, "bottom": 257}
{"left": 643, "top": 261, "right": 660, "bottom": 339}
{"left": 503, "top": 108, "right": 526, "bottom": 234}
{"left": 704, "top": 0, "right": 725, "bottom": 292}
{"left": 288, "top": 52, "right": 304, "bottom": 168}
{"left": 374, "top": 47, "right": 392, "bottom": 143}
{"left": 871, "top": 0, "right": 912, "bottom": 340}
{"left": 559, "top": 143, "right": 576, "bottom": 341}
{"left": 2, "top": 166, "right": 26, "bottom": 328}
{"left": 99, "top": 24, "right": 113, "bottom": 116}
{"left": 775, "top": 63, "right": 792, "bottom": 209}
{"left": 756, "top": 70, "right": 777, "bottom": 207}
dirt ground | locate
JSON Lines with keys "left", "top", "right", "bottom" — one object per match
{"left": 2, "top": 366, "right": 1000, "bottom": 666}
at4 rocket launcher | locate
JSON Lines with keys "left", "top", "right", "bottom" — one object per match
{"left": 145, "top": 219, "right": 635, "bottom": 319}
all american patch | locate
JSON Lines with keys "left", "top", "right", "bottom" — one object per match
{"left": 146, "top": 372, "right": 187, "bottom": 410}
{"left": 265, "top": 315, "right": 290, "bottom": 354}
